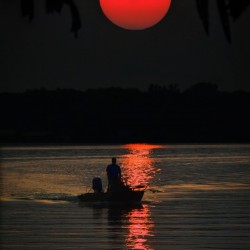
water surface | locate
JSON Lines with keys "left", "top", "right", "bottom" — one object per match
{"left": 1, "top": 144, "right": 250, "bottom": 249}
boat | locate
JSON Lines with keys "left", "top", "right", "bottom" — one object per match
{"left": 78, "top": 182, "right": 146, "bottom": 205}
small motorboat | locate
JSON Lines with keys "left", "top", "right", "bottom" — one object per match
{"left": 78, "top": 177, "right": 146, "bottom": 205}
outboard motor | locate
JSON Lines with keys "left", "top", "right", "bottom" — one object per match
{"left": 92, "top": 177, "right": 103, "bottom": 193}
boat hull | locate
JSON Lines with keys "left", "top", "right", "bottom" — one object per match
{"left": 78, "top": 190, "right": 144, "bottom": 204}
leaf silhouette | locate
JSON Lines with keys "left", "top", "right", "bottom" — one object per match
{"left": 46, "top": 0, "right": 64, "bottom": 13}
{"left": 196, "top": 0, "right": 250, "bottom": 42}
{"left": 217, "top": 0, "right": 231, "bottom": 42}
{"left": 45, "top": 0, "right": 81, "bottom": 37}
{"left": 20, "top": 0, "right": 249, "bottom": 41}
{"left": 21, "top": 0, "right": 81, "bottom": 37}
{"left": 21, "top": 0, "right": 34, "bottom": 21}
{"left": 228, "top": 0, "right": 250, "bottom": 20}
{"left": 196, "top": 0, "right": 209, "bottom": 34}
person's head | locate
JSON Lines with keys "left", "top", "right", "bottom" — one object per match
{"left": 112, "top": 157, "right": 116, "bottom": 164}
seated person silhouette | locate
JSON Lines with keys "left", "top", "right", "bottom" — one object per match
{"left": 92, "top": 177, "right": 104, "bottom": 193}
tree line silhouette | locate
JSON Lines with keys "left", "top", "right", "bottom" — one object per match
{"left": 1, "top": 83, "right": 250, "bottom": 143}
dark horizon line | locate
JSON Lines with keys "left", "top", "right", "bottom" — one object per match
{"left": 1, "top": 82, "right": 250, "bottom": 94}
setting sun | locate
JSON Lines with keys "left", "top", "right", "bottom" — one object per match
{"left": 99, "top": 0, "right": 172, "bottom": 30}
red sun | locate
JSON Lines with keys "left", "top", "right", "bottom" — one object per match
{"left": 100, "top": 0, "right": 172, "bottom": 30}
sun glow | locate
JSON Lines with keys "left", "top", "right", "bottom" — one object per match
{"left": 100, "top": 0, "right": 172, "bottom": 30}
{"left": 121, "top": 143, "right": 163, "bottom": 187}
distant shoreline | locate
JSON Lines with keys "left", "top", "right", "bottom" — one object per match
{"left": 1, "top": 83, "right": 250, "bottom": 144}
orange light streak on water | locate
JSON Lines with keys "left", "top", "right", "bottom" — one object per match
{"left": 125, "top": 205, "right": 154, "bottom": 250}
{"left": 121, "top": 144, "right": 163, "bottom": 187}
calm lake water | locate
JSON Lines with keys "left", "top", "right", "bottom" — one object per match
{"left": 1, "top": 144, "right": 250, "bottom": 249}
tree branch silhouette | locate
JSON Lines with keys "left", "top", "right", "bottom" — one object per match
{"left": 21, "top": 0, "right": 81, "bottom": 37}
{"left": 20, "top": 0, "right": 249, "bottom": 41}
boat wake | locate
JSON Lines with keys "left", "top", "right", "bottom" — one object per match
{"left": 4, "top": 193, "right": 79, "bottom": 203}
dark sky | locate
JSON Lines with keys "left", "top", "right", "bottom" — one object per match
{"left": 1, "top": 0, "right": 250, "bottom": 92}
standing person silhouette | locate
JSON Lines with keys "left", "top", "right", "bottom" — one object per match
{"left": 106, "top": 157, "right": 121, "bottom": 192}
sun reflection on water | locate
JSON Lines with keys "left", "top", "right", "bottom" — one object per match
{"left": 125, "top": 205, "right": 154, "bottom": 250}
{"left": 121, "top": 143, "right": 163, "bottom": 187}
{"left": 110, "top": 144, "right": 162, "bottom": 249}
